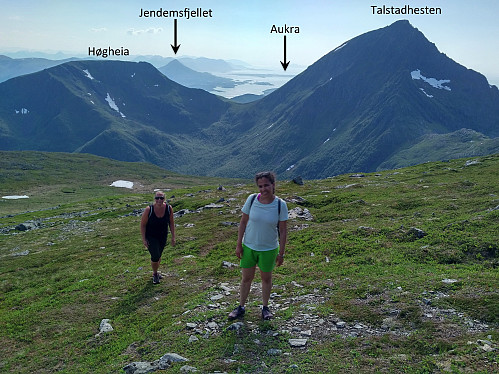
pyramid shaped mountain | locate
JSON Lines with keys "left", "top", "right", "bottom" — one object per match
{"left": 1, "top": 21, "right": 498, "bottom": 178}
{"left": 159, "top": 59, "right": 236, "bottom": 91}
{"left": 200, "top": 20, "right": 499, "bottom": 178}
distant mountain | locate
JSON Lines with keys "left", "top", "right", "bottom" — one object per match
{"left": 195, "top": 20, "right": 499, "bottom": 178}
{"left": 229, "top": 93, "right": 265, "bottom": 103}
{"left": 1, "top": 21, "right": 498, "bottom": 179}
{"left": 379, "top": 128, "right": 499, "bottom": 170}
{"left": 0, "top": 60, "right": 230, "bottom": 167}
{"left": 131, "top": 55, "right": 174, "bottom": 68}
{"left": 0, "top": 55, "right": 78, "bottom": 83}
{"left": 159, "top": 59, "right": 236, "bottom": 91}
{"left": 0, "top": 54, "right": 248, "bottom": 83}
{"left": 177, "top": 57, "right": 236, "bottom": 73}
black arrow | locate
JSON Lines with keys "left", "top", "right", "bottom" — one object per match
{"left": 171, "top": 19, "right": 180, "bottom": 54}
{"left": 280, "top": 35, "right": 290, "bottom": 71}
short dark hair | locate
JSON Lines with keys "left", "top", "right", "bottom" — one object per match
{"left": 255, "top": 171, "right": 276, "bottom": 185}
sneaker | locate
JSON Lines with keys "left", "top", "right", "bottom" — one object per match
{"left": 152, "top": 273, "right": 160, "bottom": 284}
{"left": 262, "top": 306, "right": 273, "bottom": 320}
{"left": 228, "top": 305, "right": 245, "bottom": 320}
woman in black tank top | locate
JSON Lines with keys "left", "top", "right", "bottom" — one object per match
{"left": 140, "top": 191, "right": 176, "bottom": 284}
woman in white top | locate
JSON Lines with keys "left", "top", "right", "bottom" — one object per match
{"left": 228, "top": 171, "right": 288, "bottom": 320}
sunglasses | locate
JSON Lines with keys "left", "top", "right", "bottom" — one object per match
{"left": 155, "top": 196, "right": 165, "bottom": 200}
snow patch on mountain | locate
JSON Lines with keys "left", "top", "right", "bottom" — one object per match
{"left": 83, "top": 69, "right": 94, "bottom": 80}
{"left": 419, "top": 88, "right": 434, "bottom": 98}
{"left": 105, "top": 93, "right": 126, "bottom": 118}
{"left": 110, "top": 180, "right": 133, "bottom": 189}
{"left": 411, "top": 69, "right": 451, "bottom": 91}
{"left": 333, "top": 42, "right": 348, "bottom": 52}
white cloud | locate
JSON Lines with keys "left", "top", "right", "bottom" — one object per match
{"left": 90, "top": 27, "right": 107, "bottom": 33}
{"left": 127, "top": 27, "right": 163, "bottom": 36}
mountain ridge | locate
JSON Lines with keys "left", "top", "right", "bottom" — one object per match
{"left": 197, "top": 20, "right": 499, "bottom": 178}
{"left": 1, "top": 20, "right": 498, "bottom": 179}
{"left": 159, "top": 59, "right": 236, "bottom": 91}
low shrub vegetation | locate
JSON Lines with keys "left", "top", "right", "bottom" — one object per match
{"left": 1, "top": 152, "right": 497, "bottom": 373}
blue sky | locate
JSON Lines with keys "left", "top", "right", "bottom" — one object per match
{"left": 1, "top": 0, "right": 498, "bottom": 84}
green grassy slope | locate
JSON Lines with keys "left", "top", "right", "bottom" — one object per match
{"left": 0, "top": 151, "right": 233, "bottom": 215}
{"left": 0, "top": 152, "right": 498, "bottom": 373}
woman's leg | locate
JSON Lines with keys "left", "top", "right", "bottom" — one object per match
{"left": 260, "top": 270, "right": 272, "bottom": 307}
{"left": 151, "top": 260, "right": 160, "bottom": 274}
{"left": 239, "top": 266, "right": 256, "bottom": 306}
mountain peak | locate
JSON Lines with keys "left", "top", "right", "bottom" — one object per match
{"left": 1, "top": 23, "right": 498, "bottom": 179}
{"left": 389, "top": 19, "right": 413, "bottom": 28}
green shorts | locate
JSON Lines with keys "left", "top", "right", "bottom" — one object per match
{"left": 240, "top": 244, "right": 278, "bottom": 272}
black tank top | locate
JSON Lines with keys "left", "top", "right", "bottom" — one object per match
{"left": 146, "top": 204, "right": 169, "bottom": 241}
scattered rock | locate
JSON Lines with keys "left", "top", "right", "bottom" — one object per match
{"left": 358, "top": 226, "right": 376, "bottom": 233}
{"left": 464, "top": 159, "right": 480, "bottom": 167}
{"left": 12, "top": 250, "right": 30, "bottom": 256}
{"left": 301, "top": 330, "right": 312, "bottom": 337}
{"left": 222, "top": 261, "right": 239, "bottom": 268}
{"left": 336, "top": 321, "right": 346, "bottom": 329}
{"left": 15, "top": 222, "right": 39, "bottom": 231}
{"left": 123, "top": 353, "right": 188, "bottom": 374}
{"left": 406, "top": 227, "right": 427, "bottom": 239}
{"left": 267, "top": 349, "right": 282, "bottom": 355}
{"left": 188, "top": 335, "right": 199, "bottom": 343}
{"left": 96, "top": 319, "right": 113, "bottom": 337}
{"left": 285, "top": 195, "right": 306, "bottom": 204}
{"left": 123, "top": 361, "right": 159, "bottom": 374}
{"left": 349, "top": 174, "right": 365, "bottom": 178}
{"left": 159, "top": 353, "right": 189, "bottom": 364}
{"left": 290, "top": 224, "right": 310, "bottom": 232}
{"left": 288, "top": 207, "right": 314, "bottom": 221}
{"left": 207, "top": 322, "right": 219, "bottom": 330}
{"left": 174, "top": 209, "right": 195, "bottom": 218}
{"left": 203, "top": 203, "right": 224, "bottom": 209}
{"left": 220, "top": 221, "right": 238, "bottom": 227}
{"left": 292, "top": 176, "right": 304, "bottom": 185}
{"left": 227, "top": 322, "right": 244, "bottom": 331}
{"left": 350, "top": 199, "right": 367, "bottom": 205}
{"left": 480, "top": 343, "right": 494, "bottom": 352}
{"left": 442, "top": 279, "right": 458, "bottom": 284}
{"left": 180, "top": 365, "right": 199, "bottom": 373}
{"left": 289, "top": 338, "right": 308, "bottom": 347}
{"left": 210, "top": 294, "right": 224, "bottom": 301}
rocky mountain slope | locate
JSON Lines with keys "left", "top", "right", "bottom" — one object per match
{"left": 203, "top": 20, "right": 499, "bottom": 178}
{"left": 1, "top": 21, "right": 498, "bottom": 178}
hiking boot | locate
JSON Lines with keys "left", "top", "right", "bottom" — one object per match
{"left": 228, "top": 305, "right": 245, "bottom": 320}
{"left": 262, "top": 306, "right": 273, "bottom": 320}
{"left": 152, "top": 273, "right": 160, "bottom": 285}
